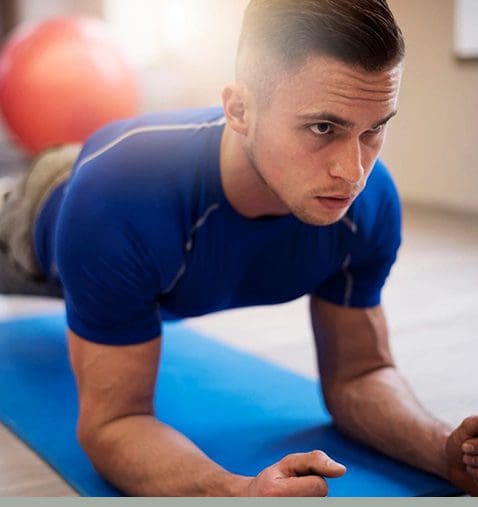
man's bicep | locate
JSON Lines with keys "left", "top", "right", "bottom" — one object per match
{"left": 67, "top": 327, "right": 161, "bottom": 441}
{"left": 309, "top": 296, "right": 395, "bottom": 391}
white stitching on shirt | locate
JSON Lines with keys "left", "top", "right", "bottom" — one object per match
{"left": 341, "top": 216, "right": 358, "bottom": 234}
{"left": 342, "top": 253, "right": 354, "bottom": 307}
{"left": 76, "top": 116, "right": 227, "bottom": 172}
{"left": 162, "top": 203, "right": 221, "bottom": 295}
{"left": 162, "top": 262, "right": 187, "bottom": 295}
{"left": 340, "top": 215, "right": 357, "bottom": 306}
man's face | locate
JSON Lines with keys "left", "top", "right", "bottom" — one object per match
{"left": 244, "top": 56, "right": 402, "bottom": 225}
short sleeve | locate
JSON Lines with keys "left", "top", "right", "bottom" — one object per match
{"left": 55, "top": 164, "right": 163, "bottom": 346}
{"left": 315, "top": 160, "right": 402, "bottom": 308}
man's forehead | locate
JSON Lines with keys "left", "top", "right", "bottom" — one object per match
{"left": 275, "top": 55, "right": 402, "bottom": 104}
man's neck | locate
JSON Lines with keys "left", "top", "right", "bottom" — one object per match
{"left": 219, "top": 124, "right": 289, "bottom": 219}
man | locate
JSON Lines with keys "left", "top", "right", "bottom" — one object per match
{"left": 1, "top": 0, "right": 477, "bottom": 497}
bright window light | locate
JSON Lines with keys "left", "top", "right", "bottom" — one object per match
{"left": 103, "top": 0, "right": 210, "bottom": 68}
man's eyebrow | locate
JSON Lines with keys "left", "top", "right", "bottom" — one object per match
{"left": 299, "top": 112, "right": 355, "bottom": 128}
{"left": 298, "top": 110, "right": 398, "bottom": 129}
{"left": 372, "top": 110, "right": 398, "bottom": 128}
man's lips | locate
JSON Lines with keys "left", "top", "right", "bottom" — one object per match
{"left": 322, "top": 194, "right": 354, "bottom": 199}
{"left": 314, "top": 194, "right": 355, "bottom": 210}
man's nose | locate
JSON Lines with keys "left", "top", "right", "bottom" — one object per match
{"left": 329, "top": 140, "right": 364, "bottom": 185}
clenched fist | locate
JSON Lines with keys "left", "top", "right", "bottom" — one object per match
{"left": 446, "top": 415, "right": 478, "bottom": 496}
{"left": 241, "top": 450, "right": 346, "bottom": 497}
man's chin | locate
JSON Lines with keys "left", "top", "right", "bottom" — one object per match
{"left": 292, "top": 206, "right": 350, "bottom": 226}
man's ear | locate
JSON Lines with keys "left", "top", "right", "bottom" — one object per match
{"left": 222, "top": 84, "right": 250, "bottom": 136}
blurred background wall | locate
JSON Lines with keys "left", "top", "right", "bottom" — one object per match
{"left": 1, "top": 0, "right": 477, "bottom": 215}
{"left": 15, "top": 0, "right": 103, "bottom": 21}
{"left": 383, "top": 0, "right": 478, "bottom": 215}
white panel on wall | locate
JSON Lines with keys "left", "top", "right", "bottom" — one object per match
{"left": 454, "top": 0, "right": 478, "bottom": 58}
{"left": 17, "top": 0, "right": 102, "bottom": 23}
{"left": 18, "top": 0, "right": 75, "bottom": 22}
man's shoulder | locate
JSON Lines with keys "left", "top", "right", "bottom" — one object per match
{"left": 84, "top": 106, "right": 224, "bottom": 145}
{"left": 66, "top": 106, "right": 224, "bottom": 204}
{"left": 349, "top": 159, "right": 401, "bottom": 250}
{"left": 355, "top": 159, "right": 400, "bottom": 220}
{"left": 59, "top": 107, "right": 225, "bottom": 258}
{"left": 366, "top": 158, "right": 398, "bottom": 197}
{"left": 76, "top": 106, "right": 225, "bottom": 170}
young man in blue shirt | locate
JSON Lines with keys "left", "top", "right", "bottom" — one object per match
{"left": 1, "top": 0, "right": 477, "bottom": 496}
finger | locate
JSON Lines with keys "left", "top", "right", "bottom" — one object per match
{"left": 462, "top": 438, "right": 478, "bottom": 455}
{"left": 463, "top": 454, "right": 478, "bottom": 466}
{"left": 280, "top": 451, "right": 346, "bottom": 478}
{"left": 460, "top": 416, "right": 478, "bottom": 439}
{"left": 277, "top": 475, "right": 329, "bottom": 497}
{"left": 466, "top": 466, "right": 478, "bottom": 480}
{"left": 284, "top": 451, "right": 347, "bottom": 478}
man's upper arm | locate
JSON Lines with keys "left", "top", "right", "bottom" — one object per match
{"left": 56, "top": 164, "right": 165, "bottom": 344}
{"left": 310, "top": 296, "right": 395, "bottom": 406}
{"left": 67, "top": 327, "right": 161, "bottom": 445}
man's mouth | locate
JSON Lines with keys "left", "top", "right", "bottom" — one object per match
{"left": 314, "top": 194, "right": 354, "bottom": 210}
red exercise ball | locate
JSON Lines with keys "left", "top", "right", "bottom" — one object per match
{"left": 0, "top": 16, "right": 140, "bottom": 154}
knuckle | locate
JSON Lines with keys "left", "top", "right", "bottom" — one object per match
{"left": 311, "top": 449, "right": 327, "bottom": 460}
{"left": 278, "top": 455, "right": 289, "bottom": 465}
{"left": 467, "top": 466, "right": 478, "bottom": 478}
{"left": 462, "top": 416, "right": 478, "bottom": 431}
{"left": 280, "top": 453, "right": 297, "bottom": 466}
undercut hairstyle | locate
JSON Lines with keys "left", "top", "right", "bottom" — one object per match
{"left": 236, "top": 0, "right": 405, "bottom": 106}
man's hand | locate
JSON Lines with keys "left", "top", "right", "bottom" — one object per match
{"left": 446, "top": 415, "right": 478, "bottom": 496}
{"left": 242, "top": 451, "right": 346, "bottom": 497}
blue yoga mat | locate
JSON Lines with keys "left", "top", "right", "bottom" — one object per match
{"left": 0, "top": 314, "right": 460, "bottom": 497}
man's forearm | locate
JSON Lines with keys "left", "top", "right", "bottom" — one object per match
{"left": 81, "top": 414, "right": 251, "bottom": 496}
{"left": 326, "top": 366, "right": 452, "bottom": 479}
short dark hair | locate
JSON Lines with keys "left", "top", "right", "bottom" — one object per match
{"left": 236, "top": 0, "right": 405, "bottom": 102}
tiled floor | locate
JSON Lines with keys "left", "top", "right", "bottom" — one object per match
{"left": 0, "top": 204, "right": 477, "bottom": 496}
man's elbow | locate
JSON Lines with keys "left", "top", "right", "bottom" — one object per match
{"left": 76, "top": 413, "right": 124, "bottom": 465}
{"left": 321, "top": 381, "right": 349, "bottom": 422}
{"left": 76, "top": 415, "right": 131, "bottom": 486}
{"left": 77, "top": 417, "right": 104, "bottom": 462}
{"left": 320, "top": 365, "right": 395, "bottom": 426}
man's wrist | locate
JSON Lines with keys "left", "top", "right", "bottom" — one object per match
{"left": 437, "top": 426, "right": 453, "bottom": 480}
{"left": 198, "top": 469, "right": 251, "bottom": 497}
{"left": 213, "top": 470, "right": 252, "bottom": 497}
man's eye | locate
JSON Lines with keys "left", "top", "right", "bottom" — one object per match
{"left": 310, "top": 123, "right": 333, "bottom": 135}
{"left": 369, "top": 124, "right": 385, "bottom": 134}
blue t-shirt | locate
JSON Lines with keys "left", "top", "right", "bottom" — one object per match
{"left": 34, "top": 107, "right": 401, "bottom": 345}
